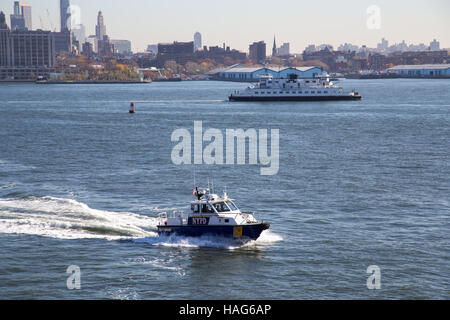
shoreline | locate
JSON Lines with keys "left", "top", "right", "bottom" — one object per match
{"left": 0, "top": 80, "right": 151, "bottom": 84}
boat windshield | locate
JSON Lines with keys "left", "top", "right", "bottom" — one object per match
{"left": 226, "top": 201, "right": 239, "bottom": 211}
{"left": 213, "top": 202, "right": 231, "bottom": 212}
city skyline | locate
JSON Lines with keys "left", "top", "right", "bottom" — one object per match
{"left": 0, "top": 0, "right": 449, "bottom": 53}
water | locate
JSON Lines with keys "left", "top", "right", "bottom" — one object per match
{"left": 0, "top": 79, "right": 449, "bottom": 299}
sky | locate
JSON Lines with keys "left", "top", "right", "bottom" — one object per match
{"left": 1, "top": 0, "right": 449, "bottom": 53}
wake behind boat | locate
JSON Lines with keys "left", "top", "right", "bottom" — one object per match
{"left": 157, "top": 187, "right": 270, "bottom": 240}
{"left": 229, "top": 73, "right": 362, "bottom": 101}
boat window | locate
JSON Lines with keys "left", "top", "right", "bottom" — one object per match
{"left": 226, "top": 201, "right": 239, "bottom": 211}
{"left": 213, "top": 202, "right": 231, "bottom": 212}
{"left": 306, "top": 80, "right": 310, "bottom": 83}
{"left": 201, "top": 204, "right": 214, "bottom": 214}
{"left": 324, "top": 91, "right": 328, "bottom": 93}
{"left": 311, "top": 91, "right": 315, "bottom": 93}
{"left": 191, "top": 204, "right": 200, "bottom": 213}
{"left": 305, "top": 91, "right": 309, "bottom": 94}
{"left": 317, "top": 91, "right": 321, "bottom": 93}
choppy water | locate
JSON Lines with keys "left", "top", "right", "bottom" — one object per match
{"left": 0, "top": 79, "right": 449, "bottom": 299}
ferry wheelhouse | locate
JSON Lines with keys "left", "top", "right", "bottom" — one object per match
{"left": 157, "top": 187, "right": 270, "bottom": 240}
{"left": 229, "top": 74, "right": 361, "bottom": 101}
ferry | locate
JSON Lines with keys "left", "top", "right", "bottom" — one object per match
{"left": 229, "top": 74, "right": 361, "bottom": 101}
{"left": 157, "top": 187, "right": 270, "bottom": 240}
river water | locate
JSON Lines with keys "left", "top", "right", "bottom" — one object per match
{"left": 0, "top": 79, "right": 449, "bottom": 299}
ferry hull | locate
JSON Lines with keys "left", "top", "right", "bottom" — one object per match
{"left": 229, "top": 95, "right": 362, "bottom": 102}
{"left": 157, "top": 222, "right": 270, "bottom": 240}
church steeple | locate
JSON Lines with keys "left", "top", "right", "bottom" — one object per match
{"left": 272, "top": 35, "right": 277, "bottom": 57}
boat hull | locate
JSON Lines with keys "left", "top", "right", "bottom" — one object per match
{"left": 229, "top": 95, "right": 362, "bottom": 102}
{"left": 157, "top": 222, "right": 270, "bottom": 240}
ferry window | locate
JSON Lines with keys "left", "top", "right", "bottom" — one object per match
{"left": 306, "top": 80, "right": 310, "bottom": 83}
{"left": 324, "top": 91, "right": 328, "bottom": 93}
{"left": 255, "top": 92, "right": 259, "bottom": 94}
{"left": 311, "top": 91, "right": 315, "bottom": 93}
{"left": 225, "top": 219, "right": 230, "bottom": 223}
{"left": 226, "top": 201, "right": 238, "bottom": 211}
{"left": 201, "top": 204, "right": 214, "bottom": 213}
{"left": 299, "top": 91, "right": 302, "bottom": 94}
{"left": 191, "top": 204, "right": 200, "bottom": 213}
{"left": 305, "top": 91, "right": 309, "bottom": 94}
{"left": 214, "top": 202, "right": 231, "bottom": 212}
{"left": 317, "top": 91, "right": 321, "bottom": 93}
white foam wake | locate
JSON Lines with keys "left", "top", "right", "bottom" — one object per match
{"left": 0, "top": 196, "right": 158, "bottom": 240}
{"left": 132, "top": 230, "right": 283, "bottom": 249}
{"left": 0, "top": 196, "right": 283, "bottom": 248}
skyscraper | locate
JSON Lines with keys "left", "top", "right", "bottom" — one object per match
{"left": 13, "top": 1, "right": 20, "bottom": 15}
{"left": 60, "top": 0, "right": 70, "bottom": 31}
{"left": 95, "top": 11, "right": 106, "bottom": 40}
{"left": 194, "top": 32, "right": 202, "bottom": 51}
{"left": 20, "top": 2, "right": 31, "bottom": 30}
{"left": 72, "top": 24, "right": 85, "bottom": 44}
{"left": 10, "top": 1, "right": 25, "bottom": 30}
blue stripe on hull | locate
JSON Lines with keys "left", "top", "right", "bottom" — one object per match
{"left": 157, "top": 224, "right": 268, "bottom": 240}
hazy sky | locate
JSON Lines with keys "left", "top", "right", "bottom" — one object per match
{"left": 1, "top": 0, "right": 449, "bottom": 53}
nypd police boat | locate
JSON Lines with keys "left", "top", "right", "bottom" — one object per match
{"left": 157, "top": 187, "right": 270, "bottom": 240}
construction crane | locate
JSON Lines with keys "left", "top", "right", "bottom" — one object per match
{"left": 46, "top": 9, "right": 56, "bottom": 32}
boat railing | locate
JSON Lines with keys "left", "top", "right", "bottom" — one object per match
{"left": 158, "top": 211, "right": 185, "bottom": 220}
